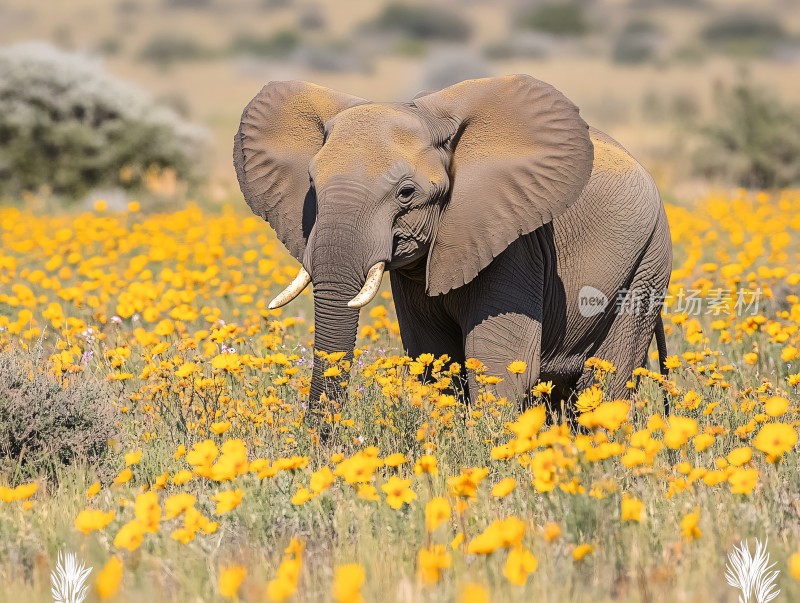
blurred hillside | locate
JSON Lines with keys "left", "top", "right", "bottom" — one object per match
{"left": 2, "top": 0, "right": 800, "bottom": 199}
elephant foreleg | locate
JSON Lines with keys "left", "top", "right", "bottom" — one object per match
{"left": 390, "top": 271, "right": 467, "bottom": 392}
{"left": 463, "top": 312, "right": 542, "bottom": 408}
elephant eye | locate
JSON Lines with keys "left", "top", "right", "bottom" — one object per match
{"left": 397, "top": 185, "right": 416, "bottom": 203}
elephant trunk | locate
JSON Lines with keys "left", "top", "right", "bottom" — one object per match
{"left": 305, "top": 191, "right": 391, "bottom": 404}
{"left": 308, "top": 284, "right": 360, "bottom": 403}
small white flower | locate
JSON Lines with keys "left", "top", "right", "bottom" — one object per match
{"left": 111, "top": 315, "right": 122, "bottom": 324}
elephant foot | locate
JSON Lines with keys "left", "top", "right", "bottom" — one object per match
{"left": 305, "top": 397, "right": 335, "bottom": 445}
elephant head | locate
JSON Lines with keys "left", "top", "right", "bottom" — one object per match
{"left": 233, "top": 75, "right": 594, "bottom": 403}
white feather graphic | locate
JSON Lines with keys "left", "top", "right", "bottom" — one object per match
{"left": 725, "top": 539, "right": 781, "bottom": 603}
{"left": 50, "top": 550, "right": 92, "bottom": 603}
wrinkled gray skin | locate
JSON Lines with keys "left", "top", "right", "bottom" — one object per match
{"left": 233, "top": 75, "right": 672, "bottom": 413}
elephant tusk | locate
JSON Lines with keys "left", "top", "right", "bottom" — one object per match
{"left": 268, "top": 267, "right": 311, "bottom": 309}
{"left": 347, "top": 262, "right": 385, "bottom": 308}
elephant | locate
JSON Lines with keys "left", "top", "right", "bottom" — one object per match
{"left": 233, "top": 75, "right": 672, "bottom": 415}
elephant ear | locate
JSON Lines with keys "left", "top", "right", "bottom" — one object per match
{"left": 233, "top": 81, "right": 368, "bottom": 262}
{"left": 413, "top": 75, "right": 594, "bottom": 296}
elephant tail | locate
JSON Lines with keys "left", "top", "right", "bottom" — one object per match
{"left": 655, "top": 314, "right": 668, "bottom": 379}
{"left": 654, "top": 314, "right": 670, "bottom": 416}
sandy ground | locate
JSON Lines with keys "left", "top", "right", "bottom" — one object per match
{"left": 3, "top": 0, "right": 799, "bottom": 197}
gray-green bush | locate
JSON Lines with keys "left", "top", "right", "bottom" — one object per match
{"left": 517, "top": 2, "right": 589, "bottom": 37}
{"left": 701, "top": 12, "right": 785, "bottom": 57}
{"left": 612, "top": 20, "right": 664, "bottom": 64}
{"left": 694, "top": 79, "right": 800, "bottom": 188}
{"left": 0, "top": 43, "right": 206, "bottom": 200}
{"left": 230, "top": 30, "right": 300, "bottom": 58}
{"left": 0, "top": 348, "right": 118, "bottom": 483}
{"left": 369, "top": 3, "right": 472, "bottom": 42}
{"left": 138, "top": 35, "right": 216, "bottom": 65}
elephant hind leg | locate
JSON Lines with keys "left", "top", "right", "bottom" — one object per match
{"left": 578, "top": 227, "right": 671, "bottom": 400}
{"left": 576, "top": 310, "right": 659, "bottom": 400}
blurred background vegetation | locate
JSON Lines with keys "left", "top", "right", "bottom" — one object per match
{"left": 1, "top": 0, "right": 800, "bottom": 207}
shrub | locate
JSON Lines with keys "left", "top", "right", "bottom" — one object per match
{"left": 612, "top": 20, "right": 664, "bottom": 64}
{"left": 421, "top": 52, "right": 493, "bottom": 90}
{"left": 701, "top": 13, "right": 785, "bottom": 56}
{"left": 370, "top": 3, "right": 472, "bottom": 42}
{"left": 483, "top": 33, "right": 549, "bottom": 60}
{"left": 295, "top": 41, "right": 368, "bottom": 73}
{"left": 0, "top": 43, "right": 206, "bottom": 200}
{"left": 694, "top": 79, "right": 800, "bottom": 188}
{"left": 517, "top": 2, "right": 589, "bottom": 37}
{"left": 138, "top": 34, "right": 215, "bottom": 65}
{"left": 632, "top": 0, "right": 703, "bottom": 7}
{"left": 96, "top": 37, "right": 123, "bottom": 56}
{"left": 0, "top": 348, "right": 118, "bottom": 483}
{"left": 116, "top": 0, "right": 142, "bottom": 15}
{"left": 163, "top": 0, "right": 211, "bottom": 8}
{"left": 298, "top": 3, "right": 326, "bottom": 30}
{"left": 230, "top": 30, "right": 300, "bottom": 58}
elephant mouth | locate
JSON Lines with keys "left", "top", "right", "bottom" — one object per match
{"left": 390, "top": 233, "right": 429, "bottom": 269}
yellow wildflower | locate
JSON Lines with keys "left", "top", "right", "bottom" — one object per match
{"left": 620, "top": 495, "right": 643, "bottom": 522}
{"left": 164, "top": 493, "right": 196, "bottom": 519}
{"left": 459, "top": 584, "right": 490, "bottom": 603}
{"left": 764, "top": 396, "right": 789, "bottom": 417}
{"left": 381, "top": 476, "right": 416, "bottom": 510}
{"left": 543, "top": 522, "right": 561, "bottom": 542}
{"left": 503, "top": 546, "right": 538, "bottom": 585}
{"left": 213, "top": 489, "right": 244, "bottom": 515}
{"left": 112, "top": 468, "right": 133, "bottom": 486}
{"left": 425, "top": 497, "right": 451, "bottom": 533}
{"left": 75, "top": 509, "right": 116, "bottom": 535}
{"left": 575, "top": 386, "right": 603, "bottom": 413}
{"left": 383, "top": 453, "right": 408, "bottom": 467}
{"left": 310, "top": 467, "right": 335, "bottom": 494}
{"left": 507, "top": 360, "right": 527, "bottom": 374}
{"left": 726, "top": 446, "right": 752, "bottom": 467}
{"left": 134, "top": 491, "right": 161, "bottom": 533}
{"left": 417, "top": 545, "right": 451, "bottom": 584}
{"left": 467, "top": 517, "right": 525, "bottom": 554}
{"left": 332, "top": 563, "right": 365, "bottom": 603}
{"left": 729, "top": 468, "right": 758, "bottom": 495}
{"left": 113, "top": 520, "right": 145, "bottom": 551}
{"left": 664, "top": 416, "right": 699, "bottom": 449}
{"left": 219, "top": 566, "right": 247, "bottom": 600}
{"left": 572, "top": 544, "right": 594, "bottom": 561}
{"left": 789, "top": 552, "right": 800, "bottom": 580}
{"left": 95, "top": 556, "right": 124, "bottom": 600}
{"left": 680, "top": 508, "right": 702, "bottom": 540}
{"left": 291, "top": 487, "right": 313, "bottom": 506}
{"left": 491, "top": 478, "right": 517, "bottom": 498}
{"left": 753, "top": 423, "right": 798, "bottom": 459}
{"left": 124, "top": 450, "right": 142, "bottom": 466}
{"left": 448, "top": 467, "right": 489, "bottom": 499}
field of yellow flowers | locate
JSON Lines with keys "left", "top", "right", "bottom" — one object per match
{"left": 1, "top": 190, "right": 800, "bottom": 602}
